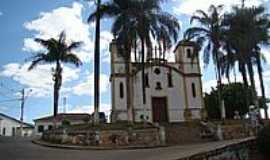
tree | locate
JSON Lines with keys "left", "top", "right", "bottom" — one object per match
{"left": 205, "top": 83, "right": 252, "bottom": 119}
{"left": 28, "top": 31, "right": 82, "bottom": 116}
{"left": 184, "top": 5, "right": 225, "bottom": 118}
{"left": 251, "top": 6, "right": 270, "bottom": 119}
{"left": 85, "top": 0, "right": 101, "bottom": 124}
{"left": 223, "top": 5, "right": 270, "bottom": 118}
{"left": 88, "top": 0, "right": 180, "bottom": 122}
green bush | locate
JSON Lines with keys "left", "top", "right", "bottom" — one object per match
{"left": 257, "top": 125, "right": 270, "bottom": 158}
{"left": 62, "top": 119, "right": 71, "bottom": 127}
{"left": 204, "top": 83, "right": 252, "bottom": 119}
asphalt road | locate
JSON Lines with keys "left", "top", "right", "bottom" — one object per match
{"left": 0, "top": 136, "right": 249, "bottom": 160}
{"left": 0, "top": 136, "right": 185, "bottom": 160}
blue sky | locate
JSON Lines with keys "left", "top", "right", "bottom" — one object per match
{"left": 0, "top": 0, "right": 269, "bottom": 123}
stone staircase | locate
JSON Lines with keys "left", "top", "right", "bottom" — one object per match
{"left": 164, "top": 122, "right": 215, "bottom": 145}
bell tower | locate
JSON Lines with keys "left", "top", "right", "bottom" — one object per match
{"left": 174, "top": 40, "right": 204, "bottom": 120}
{"left": 110, "top": 39, "right": 128, "bottom": 122}
{"left": 174, "top": 40, "right": 200, "bottom": 74}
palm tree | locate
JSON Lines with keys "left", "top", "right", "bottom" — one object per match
{"left": 222, "top": 7, "right": 251, "bottom": 108}
{"left": 223, "top": 5, "right": 270, "bottom": 118}
{"left": 184, "top": 5, "right": 225, "bottom": 119}
{"left": 220, "top": 53, "right": 237, "bottom": 84}
{"left": 88, "top": 0, "right": 180, "bottom": 122}
{"left": 28, "top": 31, "right": 82, "bottom": 117}
{"left": 250, "top": 6, "right": 270, "bottom": 119}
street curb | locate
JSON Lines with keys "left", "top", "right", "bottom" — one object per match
{"left": 32, "top": 139, "right": 168, "bottom": 150}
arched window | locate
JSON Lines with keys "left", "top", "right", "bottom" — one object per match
{"left": 192, "top": 83, "right": 196, "bottom": 98}
{"left": 187, "top": 48, "right": 192, "bottom": 58}
{"left": 120, "top": 82, "right": 124, "bottom": 99}
{"left": 167, "top": 73, "right": 173, "bottom": 87}
{"left": 145, "top": 74, "right": 149, "bottom": 88}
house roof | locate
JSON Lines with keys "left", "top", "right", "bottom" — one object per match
{"left": 0, "top": 113, "right": 34, "bottom": 128}
{"left": 34, "top": 113, "right": 91, "bottom": 123}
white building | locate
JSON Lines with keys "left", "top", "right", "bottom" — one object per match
{"left": 0, "top": 113, "right": 34, "bottom": 137}
{"left": 34, "top": 113, "right": 91, "bottom": 136}
{"left": 110, "top": 40, "right": 205, "bottom": 123}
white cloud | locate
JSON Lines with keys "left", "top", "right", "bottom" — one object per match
{"left": 0, "top": 12, "right": 3, "bottom": 16}
{"left": 0, "top": 63, "right": 80, "bottom": 98}
{"left": 261, "top": 47, "right": 270, "bottom": 63}
{"left": 23, "top": 2, "right": 93, "bottom": 63}
{"left": 100, "top": 31, "right": 114, "bottom": 63}
{"left": 23, "top": 2, "right": 113, "bottom": 64}
{"left": 72, "top": 72, "right": 110, "bottom": 96}
{"left": 173, "top": 0, "right": 268, "bottom": 15}
{"left": 23, "top": 38, "right": 44, "bottom": 53}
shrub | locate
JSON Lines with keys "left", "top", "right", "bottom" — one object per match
{"left": 204, "top": 83, "right": 252, "bottom": 119}
{"left": 62, "top": 119, "right": 71, "bottom": 128}
{"left": 257, "top": 125, "right": 270, "bottom": 158}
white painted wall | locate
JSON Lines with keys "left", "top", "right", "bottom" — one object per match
{"left": 0, "top": 115, "right": 33, "bottom": 137}
{"left": 132, "top": 66, "right": 187, "bottom": 122}
{"left": 110, "top": 40, "right": 204, "bottom": 123}
{"left": 185, "top": 77, "right": 203, "bottom": 109}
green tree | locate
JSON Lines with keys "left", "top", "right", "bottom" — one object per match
{"left": 223, "top": 5, "right": 270, "bottom": 118}
{"left": 205, "top": 83, "right": 252, "bottom": 119}
{"left": 28, "top": 31, "right": 82, "bottom": 116}
{"left": 184, "top": 5, "right": 225, "bottom": 118}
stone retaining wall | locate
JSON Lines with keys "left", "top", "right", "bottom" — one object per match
{"left": 165, "top": 122, "right": 250, "bottom": 145}
{"left": 42, "top": 127, "right": 161, "bottom": 147}
{"left": 222, "top": 124, "right": 248, "bottom": 140}
{"left": 178, "top": 138, "right": 255, "bottom": 160}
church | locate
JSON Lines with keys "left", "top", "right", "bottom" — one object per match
{"left": 110, "top": 40, "right": 205, "bottom": 123}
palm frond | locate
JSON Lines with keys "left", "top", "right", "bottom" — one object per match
{"left": 67, "top": 42, "right": 82, "bottom": 51}
{"left": 28, "top": 53, "right": 48, "bottom": 70}
{"left": 62, "top": 53, "right": 82, "bottom": 67}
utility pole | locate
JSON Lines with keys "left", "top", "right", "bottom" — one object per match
{"left": 20, "top": 89, "right": 25, "bottom": 137}
{"left": 19, "top": 88, "right": 31, "bottom": 137}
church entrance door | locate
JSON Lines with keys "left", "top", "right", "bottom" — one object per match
{"left": 152, "top": 97, "right": 168, "bottom": 123}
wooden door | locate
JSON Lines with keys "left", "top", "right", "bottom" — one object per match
{"left": 152, "top": 97, "right": 168, "bottom": 123}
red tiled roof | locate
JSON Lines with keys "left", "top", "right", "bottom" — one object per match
{"left": 34, "top": 113, "right": 91, "bottom": 122}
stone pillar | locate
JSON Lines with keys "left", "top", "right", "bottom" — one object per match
{"left": 159, "top": 126, "right": 166, "bottom": 145}
{"left": 216, "top": 125, "right": 223, "bottom": 141}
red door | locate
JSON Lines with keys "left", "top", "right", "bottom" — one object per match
{"left": 152, "top": 97, "right": 168, "bottom": 123}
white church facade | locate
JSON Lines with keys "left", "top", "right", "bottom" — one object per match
{"left": 110, "top": 40, "right": 205, "bottom": 123}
